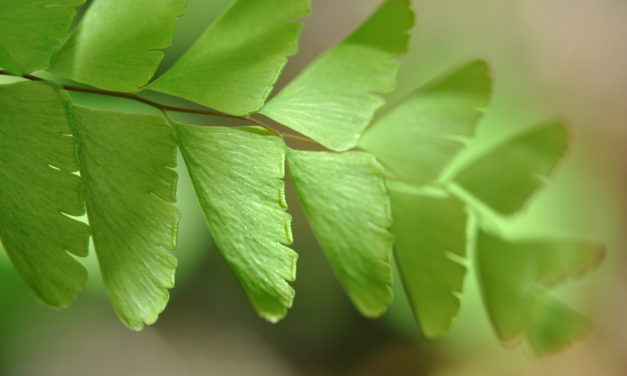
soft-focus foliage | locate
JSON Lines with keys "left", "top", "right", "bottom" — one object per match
{"left": 360, "top": 60, "right": 491, "bottom": 183}
{"left": 454, "top": 123, "right": 568, "bottom": 215}
{"left": 388, "top": 183, "right": 467, "bottom": 339}
{"left": 476, "top": 230, "right": 604, "bottom": 354}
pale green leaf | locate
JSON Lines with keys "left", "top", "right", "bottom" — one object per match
{"left": 526, "top": 294, "right": 591, "bottom": 355}
{"left": 261, "top": 0, "right": 414, "bottom": 151}
{"left": 49, "top": 0, "right": 187, "bottom": 92}
{"left": 388, "top": 183, "right": 467, "bottom": 339}
{"left": 0, "top": 0, "right": 85, "bottom": 75}
{"left": 288, "top": 150, "right": 394, "bottom": 317}
{"left": 0, "top": 81, "right": 89, "bottom": 307}
{"left": 71, "top": 106, "right": 180, "bottom": 330}
{"left": 175, "top": 124, "right": 296, "bottom": 322}
{"left": 150, "top": 0, "right": 309, "bottom": 115}
{"left": 454, "top": 123, "right": 568, "bottom": 215}
{"left": 476, "top": 230, "right": 604, "bottom": 352}
{"left": 360, "top": 61, "right": 492, "bottom": 183}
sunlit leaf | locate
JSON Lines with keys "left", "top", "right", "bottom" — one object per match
{"left": 150, "top": 0, "right": 310, "bottom": 115}
{"left": 49, "top": 0, "right": 187, "bottom": 92}
{"left": 454, "top": 123, "right": 568, "bottom": 215}
{"left": 0, "top": 81, "right": 89, "bottom": 307}
{"left": 0, "top": 0, "right": 85, "bottom": 75}
{"left": 476, "top": 230, "right": 604, "bottom": 353}
{"left": 175, "top": 124, "right": 296, "bottom": 322}
{"left": 288, "top": 150, "right": 394, "bottom": 316}
{"left": 360, "top": 61, "right": 492, "bottom": 183}
{"left": 388, "top": 183, "right": 467, "bottom": 339}
{"left": 262, "top": 0, "right": 414, "bottom": 151}
{"left": 71, "top": 106, "right": 180, "bottom": 330}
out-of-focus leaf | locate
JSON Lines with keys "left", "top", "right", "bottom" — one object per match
{"left": 49, "top": 0, "right": 187, "bottom": 92}
{"left": 175, "top": 124, "right": 296, "bottom": 322}
{"left": 360, "top": 61, "right": 492, "bottom": 183}
{"left": 72, "top": 106, "right": 180, "bottom": 330}
{"left": 526, "top": 294, "right": 591, "bottom": 355}
{"left": 288, "top": 150, "right": 394, "bottom": 317}
{"left": 261, "top": 0, "right": 414, "bottom": 151}
{"left": 0, "top": 81, "right": 89, "bottom": 307}
{"left": 476, "top": 230, "right": 604, "bottom": 353}
{"left": 150, "top": 0, "right": 310, "bottom": 115}
{"left": 0, "top": 0, "right": 85, "bottom": 74}
{"left": 454, "top": 123, "right": 568, "bottom": 215}
{"left": 388, "top": 183, "right": 467, "bottom": 339}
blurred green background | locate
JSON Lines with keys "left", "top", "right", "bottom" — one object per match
{"left": 1, "top": 0, "right": 626, "bottom": 375}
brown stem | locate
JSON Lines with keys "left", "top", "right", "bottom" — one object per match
{"left": 0, "top": 71, "right": 318, "bottom": 145}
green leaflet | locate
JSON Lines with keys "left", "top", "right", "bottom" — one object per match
{"left": 360, "top": 61, "right": 492, "bottom": 183}
{"left": 49, "top": 0, "right": 187, "bottom": 92}
{"left": 261, "top": 0, "right": 414, "bottom": 151}
{"left": 453, "top": 123, "right": 568, "bottom": 215}
{"left": 150, "top": 0, "right": 309, "bottom": 115}
{"left": 175, "top": 124, "right": 296, "bottom": 322}
{"left": 0, "top": 81, "right": 89, "bottom": 307}
{"left": 0, "top": 0, "right": 85, "bottom": 75}
{"left": 288, "top": 150, "right": 394, "bottom": 317}
{"left": 71, "top": 106, "right": 180, "bottom": 330}
{"left": 476, "top": 230, "right": 604, "bottom": 354}
{"left": 526, "top": 295, "right": 592, "bottom": 355}
{"left": 388, "top": 183, "right": 467, "bottom": 339}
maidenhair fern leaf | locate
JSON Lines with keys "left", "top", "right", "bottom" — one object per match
{"left": 526, "top": 294, "right": 592, "bottom": 355}
{"left": 49, "top": 0, "right": 187, "bottom": 92}
{"left": 476, "top": 230, "right": 604, "bottom": 353}
{"left": 388, "top": 183, "right": 467, "bottom": 339}
{"left": 71, "top": 106, "right": 180, "bottom": 330}
{"left": 360, "top": 61, "right": 492, "bottom": 183}
{"left": 453, "top": 123, "right": 568, "bottom": 215}
{"left": 261, "top": 0, "right": 414, "bottom": 151}
{"left": 0, "top": 0, "right": 85, "bottom": 75}
{"left": 0, "top": 81, "right": 89, "bottom": 307}
{"left": 175, "top": 124, "right": 296, "bottom": 322}
{"left": 287, "top": 150, "right": 394, "bottom": 317}
{"left": 150, "top": 0, "right": 310, "bottom": 115}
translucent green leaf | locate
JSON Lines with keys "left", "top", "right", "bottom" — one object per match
{"left": 454, "top": 123, "right": 568, "bottom": 215}
{"left": 261, "top": 0, "right": 414, "bottom": 151}
{"left": 49, "top": 0, "right": 187, "bottom": 92}
{"left": 71, "top": 106, "right": 180, "bottom": 330}
{"left": 360, "top": 61, "right": 492, "bottom": 183}
{"left": 288, "top": 150, "right": 394, "bottom": 317}
{"left": 0, "top": 0, "right": 85, "bottom": 75}
{"left": 0, "top": 81, "right": 89, "bottom": 307}
{"left": 150, "top": 0, "right": 309, "bottom": 115}
{"left": 175, "top": 124, "right": 296, "bottom": 322}
{"left": 526, "top": 295, "right": 591, "bottom": 355}
{"left": 476, "top": 230, "right": 604, "bottom": 353}
{"left": 388, "top": 183, "right": 467, "bottom": 339}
